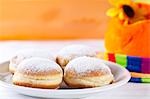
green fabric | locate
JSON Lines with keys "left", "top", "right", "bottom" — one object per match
{"left": 115, "top": 54, "right": 127, "bottom": 68}
{"left": 141, "top": 78, "right": 150, "bottom": 83}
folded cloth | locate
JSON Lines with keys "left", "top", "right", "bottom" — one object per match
{"left": 130, "top": 72, "right": 150, "bottom": 83}
{"left": 130, "top": 77, "right": 150, "bottom": 83}
{"left": 131, "top": 72, "right": 150, "bottom": 78}
{"left": 102, "top": 52, "right": 150, "bottom": 83}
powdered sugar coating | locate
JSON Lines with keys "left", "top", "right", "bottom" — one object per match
{"left": 65, "top": 56, "right": 112, "bottom": 74}
{"left": 17, "top": 57, "right": 62, "bottom": 73}
{"left": 57, "top": 45, "right": 96, "bottom": 60}
{"left": 10, "top": 49, "right": 55, "bottom": 68}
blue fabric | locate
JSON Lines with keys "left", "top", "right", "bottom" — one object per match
{"left": 129, "top": 77, "right": 141, "bottom": 83}
{"left": 127, "top": 56, "right": 142, "bottom": 72}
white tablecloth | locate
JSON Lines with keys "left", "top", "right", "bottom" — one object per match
{"left": 0, "top": 40, "right": 150, "bottom": 99}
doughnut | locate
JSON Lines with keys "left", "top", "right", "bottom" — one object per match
{"left": 64, "top": 56, "right": 114, "bottom": 88}
{"left": 56, "top": 45, "right": 96, "bottom": 69}
{"left": 12, "top": 57, "right": 63, "bottom": 89}
{"left": 9, "top": 49, "right": 55, "bottom": 73}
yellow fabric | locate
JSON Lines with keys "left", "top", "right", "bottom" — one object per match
{"left": 134, "top": 0, "right": 150, "bottom": 4}
{"left": 131, "top": 72, "right": 150, "bottom": 78}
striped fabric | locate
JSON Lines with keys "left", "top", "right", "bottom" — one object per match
{"left": 104, "top": 53, "right": 150, "bottom": 83}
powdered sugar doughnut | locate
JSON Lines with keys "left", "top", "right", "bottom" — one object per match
{"left": 56, "top": 45, "right": 96, "bottom": 69}
{"left": 13, "top": 57, "right": 63, "bottom": 89}
{"left": 9, "top": 49, "right": 55, "bottom": 73}
{"left": 64, "top": 56, "right": 114, "bottom": 88}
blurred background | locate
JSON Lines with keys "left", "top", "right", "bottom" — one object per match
{"left": 0, "top": 0, "right": 110, "bottom": 40}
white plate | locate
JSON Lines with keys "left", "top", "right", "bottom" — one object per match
{"left": 0, "top": 60, "right": 130, "bottom": 99}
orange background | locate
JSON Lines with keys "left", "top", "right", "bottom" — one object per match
{"left": 0, "top": 0, "right": 110, "bottom": 40}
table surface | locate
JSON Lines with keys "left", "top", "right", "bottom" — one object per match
{"left": 0, "top": 40, "right": 150, "bottom": 99}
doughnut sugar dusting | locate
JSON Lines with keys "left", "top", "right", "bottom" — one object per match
{"left": 64, "top": 56, "right": 114, "bottom": 88}
{"left": 13, "top": 49, "right": 55, "bottom": 61}
{"left": 65, "top": 56, "right": 111, "bottom": 74}
{"left": 9, "top": 49, "right": 55, "bottom": 73}
{"left": 56, "top": 45, "right": 97, "bottom": 69}
{"left": 57, "top": 45, "right": 96, "bottom": 59}
{"left": 17, "top": 57, "right": 62, "bottom": 74}
{"left": 13, "top": 57, "right": 63, "bottom": 89}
